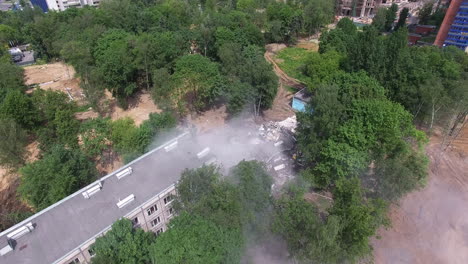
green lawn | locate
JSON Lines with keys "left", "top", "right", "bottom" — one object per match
{"left": 275, "top": 47, "right": 314, "bottom": 84}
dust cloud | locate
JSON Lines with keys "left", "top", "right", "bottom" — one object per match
{"left": 372, "top": 135, "right": 468, "bottom": 264}
{"left": 146, "top": 115, "right": 298, "bottom": 264}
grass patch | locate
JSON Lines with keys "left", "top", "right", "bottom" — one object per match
{"left": 420, "top": 35, "right": 436, "bottom": 43}
{"left": 275, "top": 47, "right": 314, "bottom": 84}
{"left": 75, "top": 104, "right": 93, "bottom": 113}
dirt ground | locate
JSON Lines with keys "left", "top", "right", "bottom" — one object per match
{"left": 262, "top": 83, "right": 296, "bottom": 122}
{"left": 0, "top": 141, "right": 40, "bottom": 192}
{"left": 0, "top": 141, "right": 39, "bottom": 231}
{"left": 23, "top": 62, "right": 86, "bottom": 105}
{"left": 105, "top": 90, "right": 162, "bottom": 126}
{"left": 187, "top": 105, "right": 228, "bottom": 133}
{"left": 295, "top": 38, "right": 319, "bottom": 51}
{"left": 372, "top": 129, "right": 468, "bottom": 264}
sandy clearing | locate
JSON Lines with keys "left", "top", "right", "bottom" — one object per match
{"left": 106, "top": 90, "right": 162, "bottom": 126}
{"left": 372, "top": 130, "right": 468, "bottom": 264}
{"left": 23, "top": 62, "right": 86, "bottom": 105}
{"left": 23, "top": 62, "right": 76, "bottom": 85}
{"left": 188, "top": 105, "right": 228, "bottom": 133}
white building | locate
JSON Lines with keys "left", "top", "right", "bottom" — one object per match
{"left": 45, "top": 0, "right": 100, "bottom": 11}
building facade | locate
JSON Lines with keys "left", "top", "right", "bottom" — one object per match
{"left": 44, "top": 0, "right": 100, "bottom": 11}
{"left": 338, "top": 0, "right": 382, "bottom": 17}
{"left": 435, "top": 0, "right": 468, "bottom": 51}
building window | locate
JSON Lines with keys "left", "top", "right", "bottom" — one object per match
{"left": 168, "top": 207, "right": 174, "bottom": 215}
{"left": 163, "top": 195, "right": 173, "bottom": 205}
{"left": 88, "top": 248, "right": 95, "bottom": 257}
{"left": 147, "top": 204, "right": 158, "bottom": 216}
{"left": 150, "top": 216, "right": 161, "bottom": 227}
{"left": 68, "top": 258, "right": 80, "bottom": 264}
{"left": 156, "top": 228, "right": 164, "bottom": 236}
{"left": 132, "top": 217, "right": 139, "bottom": 227}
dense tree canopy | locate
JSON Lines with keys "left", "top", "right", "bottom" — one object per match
{"left": 18, "top": 145, "right": 97, "bottom": 210}
{"left": 92, "top": 218, "right": 155, "bottom": 264}
{"left": 150, "top": 213, "right": 243, "bottom": 264}
{"left": 0, "top": 118, "right": 28, "bottom": 168}
{"left": 90, "top": 161, "right": 273, "bottom": 263}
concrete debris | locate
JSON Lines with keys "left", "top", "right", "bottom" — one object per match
{"left": 204, "top": 157, "right": 217, "bottom": 165}
{"left": 274, "top": 140, "right": 283, "bottom": 147}
{"left": 197, "top": 147, "right": 210, "bottom": 159}
{"left": 274, "top": 164, "right": 285, "bottom": 171}
{"left": 277, "top": 115, "right": 297, "bottom": 133}
{"left": 258, "top": 115, "right": 297, "bottom": 143}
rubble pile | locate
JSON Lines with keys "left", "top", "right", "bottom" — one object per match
{"left": 257, "top": 115, "right": 298, "bottom": 194}
{"left": 258, "top": 115, "right": 297, "bottom": 142}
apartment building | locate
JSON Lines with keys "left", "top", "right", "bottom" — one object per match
{"left": 44, "top": 0, "right": 100, "bottom": 11}
{"left": 435, "top": 0, "right": 468, "bottom": 51}
{"left": 338, "top": 0, "right": 382, "bottom": 17}
{"left": 0, "top": 132, "right": 218, "bottom": 264}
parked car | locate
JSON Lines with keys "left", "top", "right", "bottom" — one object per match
{"left": 8, "top": 47, "right": 24, "bottom": 62}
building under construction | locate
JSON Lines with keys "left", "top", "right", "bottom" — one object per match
{"left": 435, "top": 0, "right": 468, "bottom": 51}
{"left": 338, "top": 0, "right": 383, "bottom": 17}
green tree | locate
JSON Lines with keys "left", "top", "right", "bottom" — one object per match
{"left": 150, "top": 67, "right": 173, "bottom": 110}
{"left": 373, "top": 145, "right": 428, "bottom": 201}
{"left": 31, "top": 89, "right": 79, "bottom": 150}
{"left": 229, "top": 160, "right": 272, "bottom": 234}
{"left": 18, "top": 146, "right": 97, "bottom": 210}
{"left": 132, "top": 32, "right": 188, "bottom": 90}
{"left": 0, "top": 60, "right": 25, "bottom": 103}
{"left": 0, "top": 24, "right": 16, "bottom": 44}
{"left": 92, "top": 218, "right": 155, "bottom": 264}
{"left": 0, "top": 118, "right": 28, "bottom": 168}
{"left": 318, "top": 27, "right": 355, "bottom": 54}
{"left": 173, "top": 165, "right": 243, "bottom": 228}
{"left": 136, "top": 112, "right": 177, "bottom": 153}
{"left": 336, "top": 17, "right": 357, "bottom": 35}
{"left": 385, "top": 3, "right": 398, "bottom": 31}
{"left": 296, "top": 71, "right": 386, "bottom": 165}
{"left": 304, "top": 51, "right": 343, "bottom": 88}
{"left": 173, "top": 165, "right": 221, "bottom": 213}
{"left": 273, "top": 189, "right": 342, "bottom": 263}
{"left": 371, "top": 8, "right": 387, "bottom": 32}
{"left": 171, "top": 54, "right": 223, "bottom": 112}
{"left": 0, "top": 90, "right": 37, "bottom": 129}
{"left": 266, "top": 2, "right": 302, "bottom": 43}
{"left": 109, "top": 117, "right": 139, "bottom": 154}
{"left": 329, "top": 177, "right": 388, "bottom": 261}
{"left": 235, "top": 45, "right": 278, "bottom": 111}
{"left": 79, "top": 117, "right": 112, "bottom": 158}
{"left": 150, "top": 213, "right": 243, "bottom": 264}
{"left": 303, "top": 0, "right": 334, "bottom": 35}
{"left": 94, "top": 29, "right": 137, "bottom": 107}
{"left": 395, "top": 7, "right": 409, "bottom": 31}
{"left": 418, "top": 1, "right": 434, "bottom": 25}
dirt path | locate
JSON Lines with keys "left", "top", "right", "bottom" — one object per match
{"left": 372, "top": 131, "right": 468, "bottom": 264}
{"left": 262, "top": 83, "right": 295, "bottom": 122}
{"left": 264, "top": 44, "right": 307, "bottom": 90}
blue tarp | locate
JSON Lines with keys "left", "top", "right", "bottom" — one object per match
{"left": 292, "top": 98, "right": 307, "bottom": 112}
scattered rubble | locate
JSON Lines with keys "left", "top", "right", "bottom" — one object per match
{"left": 256, "top": 115, "right": 298, "bottom": 194}
{"left": 259, "top": 115, "right": 297, "bottom": 142}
